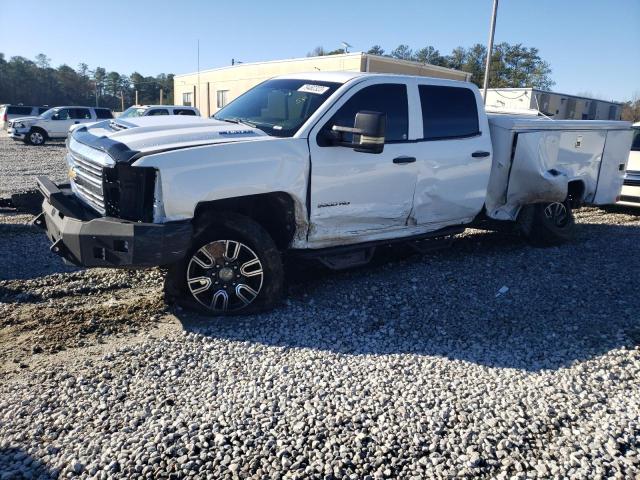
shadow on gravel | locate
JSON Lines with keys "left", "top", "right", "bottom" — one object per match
{"left": 175, "top": 222, "right": 640, "bottom": 372}
{"left": 0, "top": 447, "right": 56, "bottom": 479}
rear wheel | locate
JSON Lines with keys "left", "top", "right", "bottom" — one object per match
{"left": 518, "top": 200, "right": 575, "bottom": 246}
{"left": 165, "top": 213, "right": 283, "bottom": 315}
{"left": 26, "top": 129, "right": 46, "bottom": 146}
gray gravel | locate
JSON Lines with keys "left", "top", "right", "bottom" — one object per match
{"left": 0, "top": 135, "right": 68, "bottom": 197}
{"left": 0, "top": 136, "right": 639, "bottom": 479}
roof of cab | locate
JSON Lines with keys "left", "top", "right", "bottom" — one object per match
{"left": 272, "top": 71, "right": 474, "bottom": 88}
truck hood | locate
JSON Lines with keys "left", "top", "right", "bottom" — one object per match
{"left": 10, "top": 116, "right": 40, "bottom": 125}
{"left": 73, "top": 115, "right": 271, "bottom": 162}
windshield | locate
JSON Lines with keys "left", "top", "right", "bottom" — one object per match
{"left": 632, "top": 127, "right": 640, "bottom": 152}
{"left": 213, "top": 79, "right": 341, "bottom": 137}
{"left": 120, "top": 107, "right": 147, "bottom": 118}
{"left": 39, "top": 108, "right": 58, "bottom": 119}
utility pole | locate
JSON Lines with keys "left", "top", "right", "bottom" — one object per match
{"left": 95, "top": 81, "right": 99, "bottom": 107}
{"left": 135, "top": 89, "right": 139, "bottom": 105}
{"left": 120, "top": 90, "right": 125, "bottom": 112}
{"left": 197, "top": 39, "right": 201, "bottom": 110}
{"left": 159, "top": 88, "right": 163, "bottom": 105}
{"left": 482, "top": 0, "right": 499, "bottom": 104}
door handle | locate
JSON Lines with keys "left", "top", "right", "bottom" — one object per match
{"left": 74, "top": 121, "right": 80, "bottom": 124}
{"left": 393, "top": 156, "right": 416, "bottom": 164}
{"left": 471, "top": 151, "right": 490, "bottom": 158}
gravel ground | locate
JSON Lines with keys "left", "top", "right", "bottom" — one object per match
{"left": 0, "top": 135, "right": 67, "bottom": 197}
{"left": 0, "top": 136, "right": 639, "bottom": 479}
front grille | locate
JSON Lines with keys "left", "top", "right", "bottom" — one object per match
{"left": 69, "top": 150, "right": 106, "bottom": 214}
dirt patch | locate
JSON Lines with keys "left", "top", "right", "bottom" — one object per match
{"left": 0, "top": 269, "right": 167, "bottom": 377}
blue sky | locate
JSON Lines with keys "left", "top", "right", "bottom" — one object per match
{"left": 1, "top": 0, "right": 638, "bottom": 101}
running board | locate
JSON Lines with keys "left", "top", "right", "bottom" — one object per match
{"left": 318, "top": 248, "right": 375, "bottom": 270}
{"left": 292, "top": 225, "right": 464, "bottom": 270}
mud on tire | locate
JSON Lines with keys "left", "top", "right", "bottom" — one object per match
{"left": 164, "top": 212, "right": 284, "bottom": 315}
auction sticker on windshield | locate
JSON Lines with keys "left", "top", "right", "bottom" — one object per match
{"left": 298, "top": 84, "right": 331, "bottom": 95}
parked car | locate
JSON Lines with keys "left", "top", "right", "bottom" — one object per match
{"left": 7, "top": 106, "right": 113, "bottom": 145}
{"left": 34, "top": 73, "right": 633, "bottom": 315}
{"left": 119, "top": 105, "right": 200, "bottom": 118}
{"left": 618, "top": 122, "right": 640, "bottom": 207}
{"left": 1, "top": 104, "right": 49, "bottom": 130}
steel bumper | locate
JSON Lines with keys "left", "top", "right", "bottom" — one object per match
{"left": 35, "top": 176, "right": 192, "bottom": 267}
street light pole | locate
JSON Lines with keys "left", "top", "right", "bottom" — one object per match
{"left": 482, "top": 0, "right": 499, "bottom": 104}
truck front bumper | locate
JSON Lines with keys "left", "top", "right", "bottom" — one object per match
{"left": 7, "top": 127, "right": 27, "bottom": 140}
{"left": 36, "top": 176, "right": 192, "bottom": 268}
{"left": 619, "top": 170, "right": 640, "bottom": 207}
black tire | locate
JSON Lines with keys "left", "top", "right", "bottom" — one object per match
{"left": 25, "top": 128, "right": 46, "bottom": 146}
{"left": 518, "top": 200, "right": 575, "bottom": 246}
{"left": 165, "top": 213, "right": 283, "bottom": 315}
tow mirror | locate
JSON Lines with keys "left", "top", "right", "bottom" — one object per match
{"left": 331, "top": 111, "right": 386, "bottom": 154}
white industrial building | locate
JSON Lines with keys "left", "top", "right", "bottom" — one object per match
{"left": 485, "top": 88, "right": 622, "bottom": 120}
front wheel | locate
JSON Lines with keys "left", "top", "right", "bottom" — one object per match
{"left": 26, "top": 129, "right": 46, "bottom": 146}
{"left": 165, "top": 213, "right": 284, "bottom": 315}
{"left": 518, "top": 200, "right": 575, "bottom": 246}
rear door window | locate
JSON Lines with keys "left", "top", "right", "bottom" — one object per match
{"left": 418, "top": 85, "right": 480, "bottom": 140}
{"left": 326, "top": 83, "right": 409, "bottom": 142}
{"left": 147, "top": 109, "right": 169, "bottom": 116}
{"left": 173, "top": 108, "right": 196, "bottom": 116}
{"left": 95, "top": 109, "right": 113, "bottom": 119}
{"left": 71, "top": 108, "right": 92, "bottom": 119}
{"left": 8, "top": 106, "right": 33, "bottom": 116}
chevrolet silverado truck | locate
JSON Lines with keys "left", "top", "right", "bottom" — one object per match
{"left": 34, "top": 73, "right": 633, "bottom": 315}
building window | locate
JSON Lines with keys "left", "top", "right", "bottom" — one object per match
{"left": 183, "top": 92, "right": 192, "bottom": 106}
{"left": 217, "top": 90, "right": 229, "bottom": 108}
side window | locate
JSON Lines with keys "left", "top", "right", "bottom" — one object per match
{"left": 95, "top": 109, "right": 113, "bottom": 119}
{"left": 327, "top": 84, "right": 408, "bottom": 142}
{"left": 173, "top": 108, "right": 196, "bottom": 116}
{"left": 71, "top": 108, "right": 92, "bottom": 119}
{"left": 182, "top": 92, "right": 192, "bottom": 106}
{"left": 53, "top": 109, "right": 70, "bottom": 120}
{"left": 419, "top": 85, "right": 479, "bottom": 140}
{"left": 631, "top": 128, "right": 640, "bottom": 152}
{"left": 147, "top": 109, "right": 169, "bottom": 116}
{"left": 9, "top": 106, "right": 33, "bottom": 115}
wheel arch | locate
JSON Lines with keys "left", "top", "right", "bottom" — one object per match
{"left": 193, "top": 191, "right": 299, "bottom": 250}
{"left": 29, "top": 126, "right": 49, "bottom": 139}
{"left": 567, "top": 179, "right": 586, "bottom": 208}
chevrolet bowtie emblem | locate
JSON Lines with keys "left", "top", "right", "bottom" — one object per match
{"left": 68, "top": 167, "right": 77, "bottom": 181}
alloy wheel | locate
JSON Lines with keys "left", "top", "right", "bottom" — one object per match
{"left": 30, "top": 132, "right": 44, "bottom": 145}
{"left": 543, "top": 202, "right": 569, "bottom": 227}
{"left": 186, "top": 239, "right": 264, "bottom": 312}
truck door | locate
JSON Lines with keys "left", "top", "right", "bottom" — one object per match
{"left": 48, "top": 108, "right": 75, "bottom": 137}
{"left": 307, "top": 81, "right": 420, "bottom": 244}
{"left": 411, "top": 84, "right": 493, "bottom": 226}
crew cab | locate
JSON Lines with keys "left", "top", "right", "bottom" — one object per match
{"left": 8, "top": 106, "right": 113, "bottom": 145}
{"left": 34, "top": 73, "right": 633, "bottom": 315}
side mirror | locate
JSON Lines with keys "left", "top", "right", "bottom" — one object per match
{"left": 331, "top": 111, "right": 386, "bottom": 154}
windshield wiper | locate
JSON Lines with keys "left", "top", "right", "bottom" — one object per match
{"left": 219, "top": 117, "right": 256, "bottom": 128}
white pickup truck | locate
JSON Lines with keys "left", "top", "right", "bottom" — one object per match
{"left": 34, "top": 72, "right": 633, "bottom": 315}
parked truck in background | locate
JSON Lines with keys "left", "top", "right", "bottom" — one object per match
{"left": 7, "top": 106, "right": 114, "bottom": 145}
{"left": 34, "top": 73, "right": 633, "bottom": 315}
{"left": 618, "top": 122, "right": 640, "bottom": 207}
